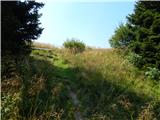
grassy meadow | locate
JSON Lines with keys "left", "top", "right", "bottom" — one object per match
{"left": 1, "top": 44, "right": 160, "bottom": 120}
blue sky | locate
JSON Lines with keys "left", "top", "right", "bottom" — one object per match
{"left": 37, "top": 1, "right": 135, "bottom": 48}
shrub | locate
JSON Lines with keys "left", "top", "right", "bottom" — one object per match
{"left": 1, "top": 93, "right": 21, "bottom": 120}
{"left": 145, "top": 67, "right": 160, "bottom": 80}
{"left": 63, "top": 39, "right": 85, "bottom": 53}
{"left": 127, "top": 52, "right": 143, "bottom": 68}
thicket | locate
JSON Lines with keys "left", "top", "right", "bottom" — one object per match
{"left": 109, "top": 1, "right": 160, "bottom": 80}
{"left": 63, "top": 38, "right": 86, "bottom": 53}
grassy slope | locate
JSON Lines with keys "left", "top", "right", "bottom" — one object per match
{"left": 61, "top": 49, "right": 160, "bottom": 120}
{"left": 2, "top": 48, "right": 160, "bottom": 120}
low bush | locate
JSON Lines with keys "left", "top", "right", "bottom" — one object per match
{"left": 127, "top": 52, "right": 143, "bottom": 68}
{"left": 1, "top": 93, "right": 21, "bottom": 120}
{"left": 63, "top": 39, "right": 85, "bottom": 53}
{"left": 145, "top": 67, "right": 160, "bottom": 81}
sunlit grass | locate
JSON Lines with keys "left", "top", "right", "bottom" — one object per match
{"left": 32, "top": 42, "right": 55, "bottom": 49}
{"left": 63, "top": 49, "right": 160, "bottom": 100}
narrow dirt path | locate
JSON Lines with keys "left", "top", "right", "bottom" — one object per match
{"left": 52, "top": 53, "right": 84, "bottom": 120}
{"left": 67, "top": 87, "right": 83, "bottom": 120}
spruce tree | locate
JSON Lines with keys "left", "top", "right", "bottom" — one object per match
{"left": 127, "top": 1, "right": 160, "bottom": 69}
{"left": 110, "top": 1, "right": 160, "bottom": 69}
{"left": 1, "top": 1, "right": 44, "bottom": 56}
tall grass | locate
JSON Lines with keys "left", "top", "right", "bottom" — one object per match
{"left": 62, "top": 48, "right": 160, "bottom": 119}
{"left": 2, "top": 47, "right": 160, "bottom": 120}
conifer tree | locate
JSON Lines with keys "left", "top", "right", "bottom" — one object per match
{"left": 110, "top": 1, "right": 160, "bottom": 69}
{"left": 2, "top": 1, "right": 44, "bottom": 56}
{"left": 127, "top": 1, "right": 160, "bottom": 69}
